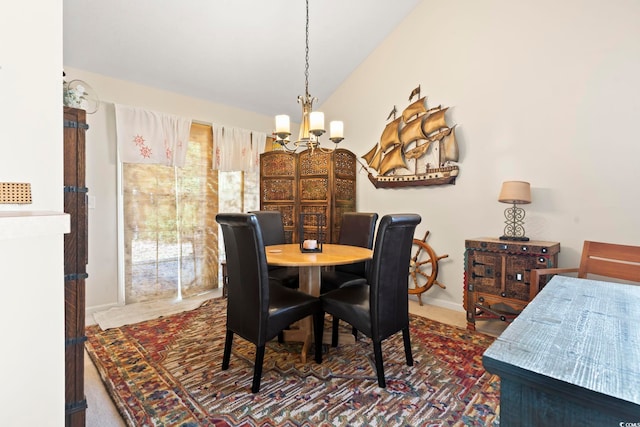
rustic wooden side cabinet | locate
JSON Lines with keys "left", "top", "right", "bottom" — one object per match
{"left": 464, "top": 237, "right": 560, "bottom": 330}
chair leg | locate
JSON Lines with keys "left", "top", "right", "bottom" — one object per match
{"left": 331, "top": 317, "right": 340, "bottom": 347}
{"left": 222, "top": 330, "right": 233, "bottom": 370}
{"left": 313, "top": 312, "right": 324, "bottom": 363}
{"left": 352, "top": 326, "right": 358, "bottom": 341}
{"left": 251, "top": 345, "right": 266, "bottom": 393}
{"left": 278, "top": 331, "right": 284, "bottom": 343}
{"left": 402, "top": 327, "right": 413, "bottom": 366}
{"left": 372, "top": 340, "right": 386, "bottom": 388}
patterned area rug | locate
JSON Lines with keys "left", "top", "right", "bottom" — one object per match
{"left": 86, "top": 298, "right": 500, "bottom": 426}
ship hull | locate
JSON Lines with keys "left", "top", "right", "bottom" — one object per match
{"left": 367, "top": 165, "right": 459, "bottom": 189}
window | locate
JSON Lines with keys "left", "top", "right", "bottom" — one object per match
{"left": 122, "top": 123, "right": 218, "bottom": 303}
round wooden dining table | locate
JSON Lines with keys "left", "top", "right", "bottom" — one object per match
{"left": 266, "top": 243, "right": 373, "bottom": 362}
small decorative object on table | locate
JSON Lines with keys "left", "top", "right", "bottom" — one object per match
{"left": 299, "top": 213, "right": 324, "bottom": 253}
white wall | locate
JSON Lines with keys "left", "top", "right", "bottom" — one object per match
{"left": 321, "top": 0, "right": 640, "bottom": 310}
{"left": 0, "top": 0, "right": 66, "bottom": 424}
{"left": 62, "top": 67, "right": 275, "bottom": 312}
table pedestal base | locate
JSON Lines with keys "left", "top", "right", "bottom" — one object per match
{"left": 285, "top": 266, "right": 357, "bottom": 362}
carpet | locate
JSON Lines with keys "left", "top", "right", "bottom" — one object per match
{"left": 85, "top": 298, "right": 500, "bottom": 427}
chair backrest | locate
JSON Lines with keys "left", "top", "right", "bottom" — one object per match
{"left": 367, "top": 214, "right": 421, "bottom": 340}
{"left": 248, "top": 210, "right": 287, "bottom": 246}
{"left": 216, "top": 213, "right": 270, "bottom": 342}
{"left": 336, "top": 212, "right": 379, "bottom": 275}
{"left": 578, "top": 240, "right": 640, "bottom": 283}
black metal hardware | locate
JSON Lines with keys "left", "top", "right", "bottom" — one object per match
{"left": 64, "top": 186, "right": 88, "bottom": 193}
{"left": 65, "top": 335, "right": 87, "bottom": 347}
{"left": 65, "top": 398, "right": 88, "bottom": 414}
{"left": 64, "top": 119, "right": 90, "bottom": 130}
{"left": 64, "top": 273, "right": 89, "bottom": 281}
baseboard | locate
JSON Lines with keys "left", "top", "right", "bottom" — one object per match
{"left": 409, "top": 294, "right": 465, "bottom": 313}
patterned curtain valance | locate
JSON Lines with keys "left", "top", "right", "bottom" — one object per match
{"left": 115, "top": 104, "right": 192, "bottom": 166}
{"left": 213, "top": 125, "right": 266, "bottom": 173}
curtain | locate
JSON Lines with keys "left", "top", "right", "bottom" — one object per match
{"left": 115, "top": 104, "right": 192, "bottom": 166}
{"left": 122, "top": 119, "right": 265, "bottom": 304}
{"left": 213, "top": 127, "right": 265, "bottom": 272}
{"left": 213, "top": 126, "right": 264, "bottom": 173}
{"left": 123, "top": 123, "right": 218, "bottom": 303}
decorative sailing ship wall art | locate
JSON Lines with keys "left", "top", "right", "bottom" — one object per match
{"left": 361, "top": 85, "right": 460, "bottom": 188}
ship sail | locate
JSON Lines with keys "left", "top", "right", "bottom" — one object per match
{"left": 402, "top": 97, "right": 427, "bottom": 123}
{"left": 422, "top": 107, "right": 449, "bottom": 135}
{"left": 404, "top": 141, "right": 432, "bottom": 160}
{"left": 443, "top": 125, "right": 459, "bottom": 162}
{"left": 362, "top": 143, "right": 384, "bottom": 172}
{"left": 427, "top": 127, "right": 452, "bottom": 143}
{"left": 362, "top": 144, "right": 379, "bottom": 165}
{"left": 379, "top": 117, "right": 402, "bottom": 152}
{"left": 399, "top": 116, "right": 426, "bottom": 147}
{"left": 378, "top": 145, "right": 407, "bottom": 175}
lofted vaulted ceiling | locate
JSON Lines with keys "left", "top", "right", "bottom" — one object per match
{"left": 63, "top": 0, "right": 422, "bottom": 118}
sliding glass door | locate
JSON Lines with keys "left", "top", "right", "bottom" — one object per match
{"left": 122, "top": 123, "right": 218, "bottom": 303}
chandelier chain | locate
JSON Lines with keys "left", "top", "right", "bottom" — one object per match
{"left": 274, "top": 0, "right": 343, "bottom": 153}
{"left": 304, "top": 0, "right": 310, "bottom": 98}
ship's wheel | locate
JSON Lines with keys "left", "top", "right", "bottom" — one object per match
{"left": 409, "top": 230, "right": 448, "bottom": 305}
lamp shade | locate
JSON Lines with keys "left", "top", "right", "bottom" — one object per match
{"left": 498, "top": 181, "right": 531, "bottom": 204}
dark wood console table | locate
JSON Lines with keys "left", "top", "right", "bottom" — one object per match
{"left": 483, "top": 275, "right": 640, "bottom": 426}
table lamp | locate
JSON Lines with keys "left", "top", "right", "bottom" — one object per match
{"left": 498, "top": 181, "right": 531, "bottom": 241}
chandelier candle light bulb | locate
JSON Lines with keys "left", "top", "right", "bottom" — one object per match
{"left": 275, "top": 115, "right": 290, "bottom": 134}
{"left": 330, "top": 121, "right": 343, "bottom": 138}
{"left": 275, "top": 115, "right": 291, "bottom": 140}
{"left": 309, "top": 111, "right": 325, "bottom": 136}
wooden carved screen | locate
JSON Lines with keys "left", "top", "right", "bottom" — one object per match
{"left": 260, "top": 148, "right": 356, "bottom": 244}
{"left": 259, "top": 151, "right": 298, "bottom": 243}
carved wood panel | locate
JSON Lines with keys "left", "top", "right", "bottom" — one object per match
{"left": 260, "top": 149, "right": 356, "bottom": 244}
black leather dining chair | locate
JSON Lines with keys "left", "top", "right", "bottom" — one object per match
{"left": 320, "top": 213, "right": 421, "bottom": 388}
{"left": 249, "top": 210, "right": 299, "bottom": 289}
{"left": 216, "top": 213, "right": 323, "bottom": 393}
{"left": 320, "top": 212, "right": 378, "bottom": 340}
{"left": 320, "top": 212, "right": 379, "bottom": 293}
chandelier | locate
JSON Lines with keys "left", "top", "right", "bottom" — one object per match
{"left": 274, "top": 0, "right": 344, "bottom": 153}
